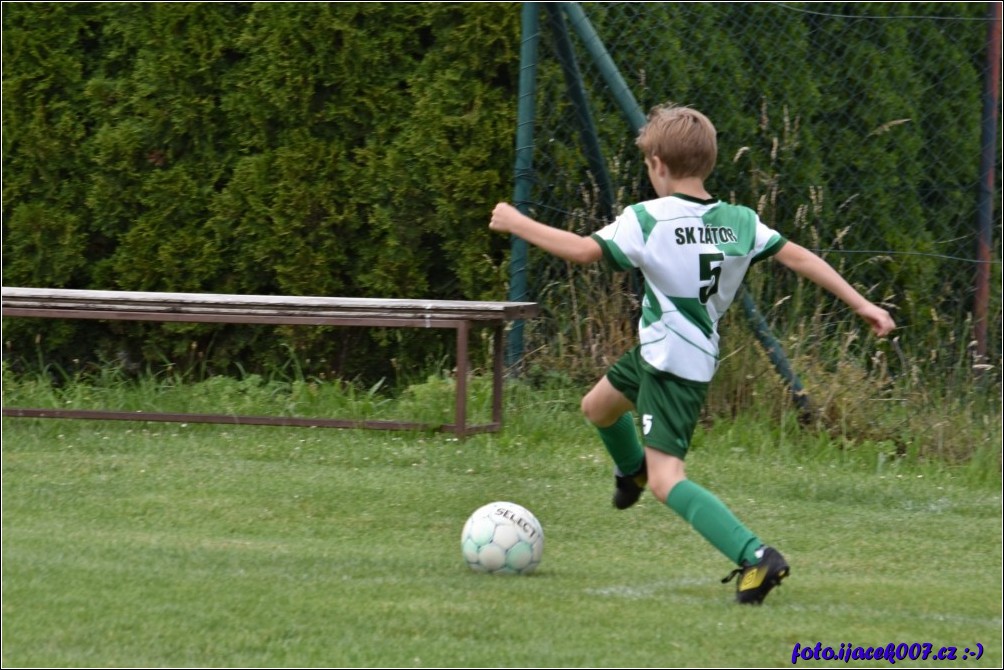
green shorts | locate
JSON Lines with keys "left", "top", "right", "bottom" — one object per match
{"left": 605, "top": 345, "right": 709, "bottom": 460}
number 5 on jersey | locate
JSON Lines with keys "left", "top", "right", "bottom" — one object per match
{"left": 699, "top": 252, "right": 724, "bottom": 303}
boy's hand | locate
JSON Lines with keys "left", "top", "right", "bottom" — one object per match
{"left": 489, "top": 202, "right": 522, "bottom": 234}
{"left": 857, "top": 303, "right": 896, "bottom": 337}
{"left": 487, "top": 202, "right": 603, "bottom": 265}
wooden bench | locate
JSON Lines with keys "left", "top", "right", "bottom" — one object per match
{"left": 1, "top": 287, "right": 539, "bottom": 438}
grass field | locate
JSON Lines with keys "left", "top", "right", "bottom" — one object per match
{"left": 2, "top": 380, "right": 1001, "bottom": 667}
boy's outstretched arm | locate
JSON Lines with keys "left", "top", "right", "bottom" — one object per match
{"left": 490, "top": 202, "right": 602, "bottom": 265}
{"left": 774, "top": 241, "right": 896, "bottom": 337}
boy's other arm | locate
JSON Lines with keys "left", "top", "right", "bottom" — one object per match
{"left": 490, "top": 202, "right": 602, "bottom": 265}
{"left": 773, "top": 241, "right": 896, "bottom": 337}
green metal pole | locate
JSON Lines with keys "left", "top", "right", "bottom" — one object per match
{"left": 974, "top": 1, "right": 1001, "bottom": 363}
{"left": 562, "top": 3, "right": 647, "bottom": 133}
{"left": 506, "top": 2, "right": 541, "bottom": 368}
{"left": 738, "top": 286, "right": 812, "bottom": 421}
{"left": 545, "top": 3, "right": 616, "bottom": 221}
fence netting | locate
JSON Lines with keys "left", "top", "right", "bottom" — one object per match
{"left": 512, "top": 2, "right": 1001, "bottom": 390}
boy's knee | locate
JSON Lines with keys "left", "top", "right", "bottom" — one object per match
{"left": 580, "top": 394, "right": 612, "bottom": 427}
{"left": 646, "top": 457, "right": 687, "bottom": 502}
{"left": 648, "top": 476, "right": 687, "bottom": 504}
{"left": 648, "top": 477, "right": 681, "bottom": 504}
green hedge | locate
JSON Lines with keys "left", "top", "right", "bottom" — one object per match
{"left": 3, "top": 2, "right": 997, "bottom": 383}
{"left": 3, "top": 3, "right": 520, "bottom": 380}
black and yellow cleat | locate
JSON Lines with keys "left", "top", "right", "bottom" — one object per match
{"left": 612, "top": 462, "right": 647, "bottom": 510}
{"left": 722, "top": 546, "right": 790, "bottom": 604}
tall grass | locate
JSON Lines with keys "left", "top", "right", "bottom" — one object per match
{"left": 1, "top": 359, "right": 489, "bottom": 430}
{"left": 522, "top": 247, "right": 1000, "bottom": 472}
{"left": 520, "top": 113, "right": 1000, "bottom": 470}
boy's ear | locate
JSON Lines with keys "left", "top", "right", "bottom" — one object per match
{"left": 648, "top": 154, "right": 668, "bottom": 177}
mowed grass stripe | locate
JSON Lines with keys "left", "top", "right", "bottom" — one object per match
{"left": 3, "top": 409, "right": 1001, "bottom": 667}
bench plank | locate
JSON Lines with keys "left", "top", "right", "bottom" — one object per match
{"left": 2, "top": 287, "right": 539, "bottom": 321}
{"left": 2, "top": 287, "right": 538, "bottom": 437}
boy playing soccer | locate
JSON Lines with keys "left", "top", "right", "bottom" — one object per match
{"left": 489, "top": 103, "right": 896, "bottom": 604}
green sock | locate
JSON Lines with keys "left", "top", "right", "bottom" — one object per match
{"left": 666, "top": 479, "right": 762, "bottom": 565}
{"left": 596, "top": 413, "right": 644, "bottom": 475}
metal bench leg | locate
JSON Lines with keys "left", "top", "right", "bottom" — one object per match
{"left": 492, "top": 324, "right": 504, "bottom": 427}
{"left": 454, "top": 321, "right": 470, "bottom": 439}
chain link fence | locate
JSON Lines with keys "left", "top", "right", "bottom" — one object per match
{"left": 509, "top": 2, "right": 1001, "bottom": 392}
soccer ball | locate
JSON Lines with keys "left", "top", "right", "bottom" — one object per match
{"left": 460, "top": 501, "right": 544, "bottom": 575}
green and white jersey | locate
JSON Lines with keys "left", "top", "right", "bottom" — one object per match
{"left": 591, "top": 194, "right": 787, "bottom": 382}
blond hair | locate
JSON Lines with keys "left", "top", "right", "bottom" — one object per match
{"left": 635, "top": 103, "right": 717, "bottom": 180}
